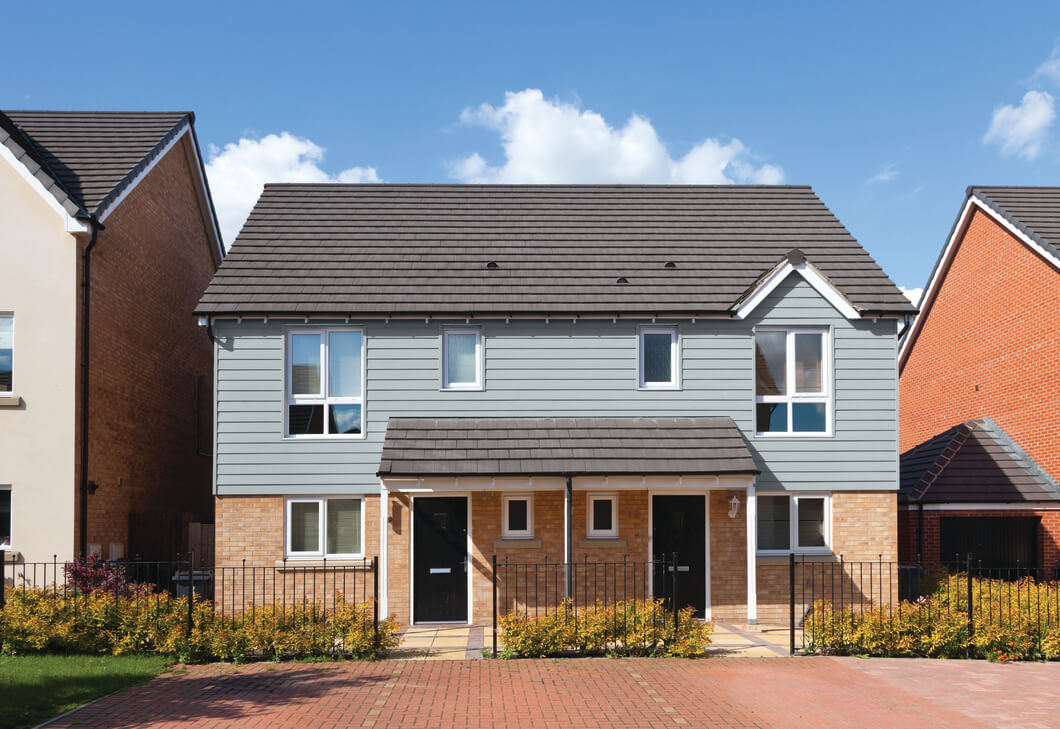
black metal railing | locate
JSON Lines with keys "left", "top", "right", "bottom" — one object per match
{"left": 490, "top": 554, "right": 680, "bottom": 656}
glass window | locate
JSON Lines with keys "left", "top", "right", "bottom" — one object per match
{"left": 0, "top": 488, "right": 10, "bottom": 549}
{"left": 587, "top": 494, "right": 618, "bottom": 538}
{"left": 639, "top": 328, "right": 678, "bottom": 388}
{"left": 0, "top": 315, "right": 12, "bottom": 395}
{"left": 287, "top": 497, "right": 364, "bottom": 558}
{"left": 756, "top": 494, "right": 830, "bottom": 553}
{"left": 442, "top": 329, "right": 482, "bottom": 389}
{"left": 797, "top": 497, "right": 826, "bottom": 548}
{"left": 755, "top": 329, "right": 829, "bottom": 435}
{"left": 286, "top": 329, "right": 364, "bottom": 437}
{"left": 757, "top": 495, "right": 790, "bottom": 551}
{"left": 502, "top": 494, "right": 533, "bottom": 538}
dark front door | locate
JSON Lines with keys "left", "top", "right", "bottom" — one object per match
{"left": 413, "top": 497, "right": 468, "bottom": 622}
{"left": 652, "top": 495, "right": 706, "bottom": 618}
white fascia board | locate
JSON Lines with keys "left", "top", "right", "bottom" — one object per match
{"left": 909, "top": 502, "right": 1060, "bottom": 511}
{"left": 97, "top": 122, "right": 189, "bottom": 223}
{"left": 0, "top": 140, "right": 88, "bottom": 234}
{"left": 732, "top": 260, "right": 861, "bottom": 320}
{"left": 899, "top": 196, "right": 1060, "bottom": 365}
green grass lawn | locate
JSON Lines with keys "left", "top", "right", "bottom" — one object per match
{"left": 0, "top": 654, "right": 171, "bottom": 729}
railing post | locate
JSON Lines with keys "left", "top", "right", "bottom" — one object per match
{"left": 492, "top": 553, "right": 498, "bottom": 657}
{"left": 371, "top": 556, "right": 379, "bottom": 643}
{"left": 186, "top": 550, "right": 194, "bottom": 640}
{"left": 789, "top": 553, "right": 796, "bottom": 655}
{"left": 965, "top": 552, "right": 974, "bottom": 659}
{"left": 671, "top": 552, "right": 678, "bottom": 633}
{"left": 1, "top": 558, "right": 5, "bottom": 608}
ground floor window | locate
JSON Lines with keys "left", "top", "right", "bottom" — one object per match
{"left": 587, "top": 493, "right": 619, "bottom": 538}
{"left": 286, "top": 496, "right": 364, "bottom": 558}
{"left": 757, "top": 493, "right": 830, "bottom": 554}
{"left": 0, "top": 487, "right": 9, "bottom": 549}
{"left": 502, "top": 494, "right": 533, "bottom": 538}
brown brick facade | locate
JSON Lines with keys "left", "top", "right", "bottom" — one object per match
{"left": 74, "top": 136, "right": 220, "bottom": 560}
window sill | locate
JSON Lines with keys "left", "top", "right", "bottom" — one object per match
{"left": 756, "top": 553, "right": 838, "bottom": 566}
{"left": 275, "top": 559, "right": 370, "bottom": 569}
{"left": 0, "top": 395, "right": 22, "bottom": 408}
{"left": 3, "top": 550, "right": 21, "bottom": 563}
{"left": 579, "top": 537, "right": 626, "bottom": 548}
{"left": 494, "top": 538, "right": 541, "bottom": 550}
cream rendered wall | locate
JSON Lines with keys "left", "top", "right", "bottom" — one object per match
{"left": 0, "top": 154, "right": 79, "bottom": 565}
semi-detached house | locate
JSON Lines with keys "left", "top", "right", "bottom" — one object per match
{"left": 196, "top": 184, "right": 914, "bottom": 626}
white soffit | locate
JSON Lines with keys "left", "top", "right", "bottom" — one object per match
{"left": 732, "top": 260, "right": 861, "bottom": 320}
{"left": 0, "top": 140, "right": 88, "bottom": 234}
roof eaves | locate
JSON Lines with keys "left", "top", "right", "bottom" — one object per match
{"left": 730, "top": 248, "right": 864, "bottom": 320}
{"left": 976, "top": 417, "right": 1060, "bottom": 499}
{"left": 0, "top": 112, "right": 88, "bottom": 221}
{"left": 970, "top": 188, "right": 1060, "bottom": 264}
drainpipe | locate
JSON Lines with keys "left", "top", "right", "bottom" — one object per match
{"left": 564, "top": 475, "right": 573, "bottom": 598}
{"left": 78, "top": 217, "right": 103, "bottom": 558}
{"left": 917, "top": 502, "right": 924, "bottom": 566}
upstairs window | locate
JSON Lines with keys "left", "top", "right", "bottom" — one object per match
{"left": 0, "top": 315, "right": 11, "bottom": 395}
{"left": 286, "top": 329, "right": 364, "bottom": 437}
{"left": 755, "top": 328, "right": 829, "bottom": 434}
{"left": 757, "top": 494, "right": 830, "bottom": 553}
{"left": 639, "top": 327, "right": 678, "bottom": 389}
{"left": 442, "top": 328, "right": 483, "bottom": 390}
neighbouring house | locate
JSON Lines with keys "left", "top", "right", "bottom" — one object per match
{"left": 0, "top": 110, "right": 224, "bottom": 566}
{"left": 899, "top": 187, "right": 1060, "bottom": 570}
{"left": 196, "top": 184, "right": 914, "bottom": 626}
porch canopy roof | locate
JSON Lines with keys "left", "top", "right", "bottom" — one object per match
{"left": 377, "top": 416, "right": 758, "bottom": 478}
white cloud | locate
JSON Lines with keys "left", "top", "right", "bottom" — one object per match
{"left": 1032, "top": 44, "right": 1060, "bottom": 85}
{"left": 867, "top": 162, "right": 899, "bottom": 185}
{"left": 899, "top": 286, "right": 923, "bottom": 306}
{"left": 205, "top": 132, "right": 381, "bottom": 245}
{"left": 448, "top": 89, "right": 783, "bottom": 185}
{"left": 982, "top": 90, "right": 1055, "bottom": 160}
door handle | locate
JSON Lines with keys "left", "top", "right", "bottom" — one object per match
{"left": 429, "top": 568, "right": 451, "bottom": 574}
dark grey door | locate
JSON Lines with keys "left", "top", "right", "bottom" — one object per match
{"left": 413, "top": 497, "right": 468, "bottom": 622}
{"left": 652, "top": 495, "right": 706, "bottom": 618}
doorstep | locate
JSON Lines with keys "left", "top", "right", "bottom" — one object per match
{"left": 387, "top": 624, "right": 485, "bottom": 660}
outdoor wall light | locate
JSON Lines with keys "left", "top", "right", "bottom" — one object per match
{"left": 728, "top": 495, "right": 741, "bottom": 519}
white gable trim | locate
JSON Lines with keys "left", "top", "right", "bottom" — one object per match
{"left": 0, "top": 140, "right": 88, "bottom": 234}
{"left": 97, "top": 122, "right": 189, "bottom": 223}
{"left": 899, "top": 195, "right": 1060, "bottom": 366}
{"left": 732, "top": 260, "right": 861, "bottom": 320}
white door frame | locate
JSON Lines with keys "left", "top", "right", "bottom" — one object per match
{"left": 409, "top": 492, "right": 473, "bottom": 625}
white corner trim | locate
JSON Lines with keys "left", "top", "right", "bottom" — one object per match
{"left": 97, "top": 122, "right": 189, "bottom": 223}
{"left": 900, "top": 195, "right": 1060, "bottom": 364}
{"left": 0, "top": 141, "right": 88, "bottom": 234}
{"left": 733, "top": 260, "right": 861, "bottom": 320}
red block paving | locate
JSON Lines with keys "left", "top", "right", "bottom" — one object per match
{"left": 43, "top": 657, "right": 1056, "bottom": 729}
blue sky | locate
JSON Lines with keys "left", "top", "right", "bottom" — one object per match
{"left": 5, "top": 1, "right": 1060, "bottom": 297}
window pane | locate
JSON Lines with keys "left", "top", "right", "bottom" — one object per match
{"left": 328, "top": 332, "right": 362, "bottom": 398}
{"left": 756, "top": 403, "right": 788, "bottom": 433}
{"left": 792, "top": 403, "right": 827, "bottom": 433}
{"left": 592, "top": 498, "right": 613, "bottom": 532}
{"left": 326, "top": 499, "right": 362, "bottom": 555}
{"left": 446, "top": 333, "right": 478, "bottom": 385}
{"left": 794, "top": 333, "right": 823, "bottom": 393}
{"left": 0, "top": 316, "right": 11, "bottom": 393}
{"left": 290, "top": 502, "right": 320, "bottom": 553}
{"left": 0, "top": 490, "right": 9, "bottom": 548}
{"left": 328, "top": 404, "right": 362, "bottom": 435}
{"left": 757, "top": 496, "right": 790, "bottom": 550}
{"left": 755, "top": 331, "right": 786, "bottom": 396}
{"left": 797, "top": 498, "right": 826, "bottom": 548}
{"left": 642, "top": 332, "right": 673, "bottom": 384}
{"left": 289, "top": 404, "right": 324, "bottom": 435}
{"left": 507, "top": 499, "right": 528, "bottom": 532}
{"left": 290, "top": 334, "right": 321, "bottom": 395}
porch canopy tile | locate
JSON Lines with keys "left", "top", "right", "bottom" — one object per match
{"left": 377, "top": 416, "right": 758, "bottom": 477}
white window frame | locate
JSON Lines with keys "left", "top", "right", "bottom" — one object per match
{"left": 441, "top": 328, "right": 484, "bottom": 391}
{"left": 754, "top": 327, "right": 831, "bottom": 436}
{"left": 284, "top": 328, "right": 366, "bottom": 439}
{"left": 756, "top": 493, "right": 831, "bottom": 555}
{"left": 0, "top": 314, "right": 12, "bottom": 398}
{"left": 501, "top": 493, "right": 534, "bottom": 539}
{"left": 638, "top": 326, "right": 679, "bottom": 390}
{"left": 285, "top": 496, "right": 366, "bottom": 559}
{"left": 0, "top": 485, "right": 10, "bottom": 550}
{"left": 586, "top": 492, "right": 619, "bottom": 538}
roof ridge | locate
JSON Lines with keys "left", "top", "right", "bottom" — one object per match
{"left": 910, "top": 421, "right": 974, "bottom": 501}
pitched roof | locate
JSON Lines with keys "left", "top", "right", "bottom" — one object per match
{"left": 0, "top": 110, "right": 191, "bottom": 217}
{"left": 196, "top": 184, "right": 914, "bottom": 317}
{"left": 899, "top": 417, "right": 1060, "bottom": 503}
{"left": 971, "top": 186, "right": 1060, "bottom": 264}
{"left": 377, "top": 416, "right": 758, "bottom": 477}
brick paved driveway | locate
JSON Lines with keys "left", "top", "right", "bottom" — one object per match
{"left": 42, "top": 657, "right": 1058, "bottom": 729}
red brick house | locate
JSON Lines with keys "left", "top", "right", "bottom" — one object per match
{"left": 0, "top": 111, "right": 224, "bottom": 564}
{"left": 899, "top": 187, "right": 1060, "bottom": 569}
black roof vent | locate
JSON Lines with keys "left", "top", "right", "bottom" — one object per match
{"left": 664, "top": 261, "right": 676, "bottom": 269}
{"left": 486, "top": 261, "right": 499, "bottom": 269}
{"left": 616, "top": 277, "right": 629, "bottom": 284}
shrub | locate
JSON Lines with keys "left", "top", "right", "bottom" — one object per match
{"left": 64, "top": 554, "right": 133, "bottom": 596}
{"left": 0, "top": 588, "right": 400, "bottom": 662}
{"left": 498, "top": 598, "right": 711, "bottom": 658}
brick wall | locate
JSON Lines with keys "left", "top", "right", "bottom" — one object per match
{"left": 897, "top": 506, "right": 1060, "bottom": 569}
{"left": 74, "top": 136, "right": 220, "bottom": 560}
{"left": 900, "top": 208, "right": 1060, "bottom": 481}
